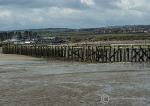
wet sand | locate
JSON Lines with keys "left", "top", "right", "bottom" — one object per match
{"left": 0, "top": 53, "right": 40, "bottom": 61}
{"left": 0, "top": 53, "right": 150, "bottom": 106}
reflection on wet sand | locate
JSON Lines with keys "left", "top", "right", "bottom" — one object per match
{"left": 0, "top": 53, "right": 150, "bottom": 106}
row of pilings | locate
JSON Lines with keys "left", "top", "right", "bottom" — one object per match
{"left": 2, "top": 44, "right": 150, "bottom": 63}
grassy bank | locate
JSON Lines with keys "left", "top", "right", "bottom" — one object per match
{"left": 38, "top": 32, "right": 150, "bottom": 43}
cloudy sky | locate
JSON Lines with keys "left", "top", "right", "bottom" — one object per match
{"left": 0, "top": 0, "right": 149, "bottom": 31}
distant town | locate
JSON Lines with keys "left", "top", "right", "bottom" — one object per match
{"left": 0, "top": 31, "right": 66, "bottom": 45}
{"left": 0, "top": 25, "right": 150, "bottom": 45}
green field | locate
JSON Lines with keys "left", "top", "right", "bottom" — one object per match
{"left": 38, "top": 31, "right": 150, "bottom": 43}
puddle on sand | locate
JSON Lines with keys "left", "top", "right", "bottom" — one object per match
{"left": 32, "top": 62, "right": 150, "bottom": 75}
{"left": 0, "top": 60, "right": 150, "bottom": 75}
{"left": 0, "top": 60, "right": 46, "bottom": 66}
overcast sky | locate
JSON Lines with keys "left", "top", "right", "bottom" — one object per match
{"left": 0, "top": 0, "right": 149, "bottom": 31}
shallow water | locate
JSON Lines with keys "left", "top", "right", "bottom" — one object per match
{"left": 0, "top": 59, "right": 150, "bottom": 106}
{"left": 0, "top": 60, "right": 46, "bottom": 66}
{"left": 0, "top": 60, "right": 150, "bottom": 75}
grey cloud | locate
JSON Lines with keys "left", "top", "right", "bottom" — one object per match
{"left": 0, "top": 0, "right": 150, "bottom": 31}
{"left": 0, "top": 0, "right": 88, "bottom": 10}
{"left": 95, "top": 0, "right": 120, "bottom": 9}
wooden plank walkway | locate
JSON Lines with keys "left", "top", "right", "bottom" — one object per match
{"left": 2, "top": 44, "right": 150, "bottom": 63}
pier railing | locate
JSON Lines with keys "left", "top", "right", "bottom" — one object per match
{"left": 2, "top": 44, "right": 150, "bottom": 63}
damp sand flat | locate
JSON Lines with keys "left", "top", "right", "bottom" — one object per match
{"left": 0, "top": 53, "right": 40, "bottom": 61}
{"left": 0, "top": 54, "right": 150, "bottom": 106}
{"left": 0, "top": 53, "right": 45, "bottom": 66}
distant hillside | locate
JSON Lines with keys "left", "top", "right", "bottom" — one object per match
{"left": 1, "top": 25, "right": 150, "bottom": 33}
{"left": 0, "top": 28, "right": 74, "bottom": 33}
{"left": 1, "top": 25, "right": 150, "bottom": 42}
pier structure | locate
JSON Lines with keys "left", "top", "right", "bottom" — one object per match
{"left": 2, "top": 44, "right": 150, "bottom": 63}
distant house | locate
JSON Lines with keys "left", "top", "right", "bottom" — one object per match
{"left": 2, "top": 37, "right": 19, "bottom": 44}
{"left": 43, "top": 37, "right": 56, "bottom": 40}
{"left": 42, "top": 37, "right": 66, "bottom": 44}
{"left": 3, "top": 39, "right": 11, "bottom": 43}
{"left": 24, "top": 40, "right": 35, "bottom": 44}
{"left": 11, "top": 38, "right": 20, "bottom": 42}
{"left": 50, "top": 37, "right": 65, "bottom": 44}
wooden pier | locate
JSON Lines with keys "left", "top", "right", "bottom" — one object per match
{"left": 2, "top": 44, "right": 150, "bottom": 63}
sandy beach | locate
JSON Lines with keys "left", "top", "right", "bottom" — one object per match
{"left": 0, "top": 53, "right": 40, "bottom": 61}
{"left": 0, "top": 52, "right": 150, "bottom": 106}
{"left": 0, "top": 47, "right": 39, "bottom": 61}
